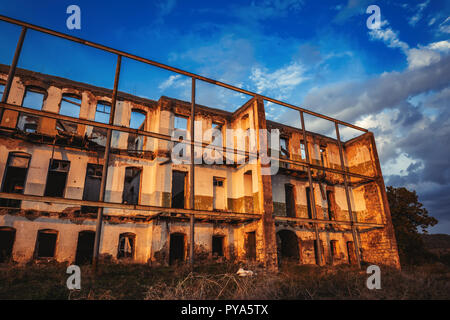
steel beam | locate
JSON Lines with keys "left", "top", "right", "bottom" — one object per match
{"left": 335, "top": 122, "right": 362, "bottom": 268}
{"left": 299, "top": 111, "right": 323, "bottom": 265}
{"left": 92, "top": 55, "right": 121, "bottom": 271}
{"left": 0, "top": 14, "right": 368, "bottom": 133}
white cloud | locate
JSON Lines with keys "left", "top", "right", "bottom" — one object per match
{"left": 250, "top": 62, "right": 309, "bottom": 96}
{"left": 439, "top": 17, "right": 450, "bottom": 34}
{"left": 407, "top": 48, "right": 441, "bottom": 70}
{"left": 368, "top": 21, "right": 409, "bottom": 52}
{"left": 369, "top": 19, "right": 450, "bottom": 70}
{"left": 408, "top": 0, "right": 430, "bottom": 26}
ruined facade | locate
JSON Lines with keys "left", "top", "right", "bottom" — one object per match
{"left": 0, "top": 65, "right": 401, "bottom": 269}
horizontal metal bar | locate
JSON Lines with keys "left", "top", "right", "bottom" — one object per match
{"left": 274, "top": 215, "right": 384, "bottom": 228}
{"left": 0, "top": 102, "right": 260, "bottom": 158}
{"left": 0, "top": 14, "right": 368, "bottom": 133}
{"left": 1, "top": 102, "right": 377, "bottom": 180}
{"left": 276, "top": 156, "right": 377, "bottom": 181}
{"left": 0, "top": 192, "right": 261, "bottom": 220}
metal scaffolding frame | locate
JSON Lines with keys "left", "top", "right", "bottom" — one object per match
{"left": 0, "top": 15, "right": 384, "bottom": 269}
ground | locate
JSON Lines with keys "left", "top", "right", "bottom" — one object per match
{"left": 0, "top": 261, "right": 449, "bottom": 299}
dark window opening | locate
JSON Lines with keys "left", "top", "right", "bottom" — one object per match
{"left": 330, "top": 240, "right": 338, "bottom": 262}
{"left": 18, "top": 87, "right": 45, "bottom": 132}
{"left": 306, "top": 187, "right": 313, "bottom": 219}
{"left": 326, "top": 190, "right": 335, "bottom": 220}
{"left": 169, "top": 233, "right": 185, "bottom": 265}
{"left": 122, "top": 167, "right": 141, "bottom": 205}
{"left": 277, "top": 230, "right": 299, "bottom": 263}
{"left": 35, "top": 229, "right": 58, "bottom": 258}
{"left": 347, "top": 241, "right": 356, "bottom": 265}
{"left": 285, "top": 184, "right": 296, "bottom": 218}
{"left": 117, "top": 233, "right": 136, "bottom": 259}
{"left": 314, "top": 240, "right": 322, "bottom": 265}
{"left": 212, "top": 235, "right": 224, "bottom": 257}
{"left": 44, "top": 159, "right": 70, "bottom": 197}
{"left": 81, "top": 164, "right": 103, "bottom": 213}
{"left": 171, "top": 171, "right": 186, "bottom": 209}
{"left": 75, "top": 231, "right": 95, "bottom": 265}
{"left": 0, "top": 227, "right": 16, "bottom": 263}
{"left": 128, "top": 109, "right": 146, "bottom": 152}
{"left": 280, "top": 137, "right": 289, "bottom": 158}
{"left": 57, "top": 94, "right": 81, "bottom": 135}
{"left": 0, "top": 152, "right": 30, "bottom": 208}
{"left": 246, "top": 231, "right": 256, "bottom": 261}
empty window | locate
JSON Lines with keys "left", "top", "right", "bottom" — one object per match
{"left": 81, "top": 164, "right": 103, "bottom": 213}
{"left": 75, "top": 231, "right": 95, "bottom": 265}
{"left": 212, "top": 235, "right": 224, "bottom": 257}
{"left": 117, "top": 233, "right": 136, "bottom": 259}
{"left": 330, "top": 240, "right": 338, "bottom": 261}
{"left": 122, "top": 167, "right": 141, "bottom": 205}
{"left": 128, "top": 109, "right": 146, "bottom": 151}
{"left": 0, "top": 227, "right": 16, "bottom": 262}
{"left": 326, "top": 190, "right": 335, "bottom": 220}
{"left": 169, "top": 233, "right": 185, "bottom": 265}
{"left": 89, "top": 102, "right": 110, "bottom": 146}
{"left": 44, "top": 159, "right": 70, "bottom": 197}
{"left": 57, "top": 94, "right": 81, "bottom": 134}
{"left": 18, "top": 87, "right": 45, "bottom": 133}
{"left": 300, "top": 142, "right": 306, "bottom": 160}
{"left": 246, "top": 231, "right": 256, "bottom": 261}
{"left": 280, "top": 137, "right": 289, "bottom": 158}
{"left": 35, "top": 229, "right": 58, "bottom": 258}
{"left": 211, "top": 122, "right": 223, "bottom": 146}
{"left": 0, "top": 152, "right": 31, "bottom": 208}
{"left": 94, "top": 102, "right": 111, "bottom": 124}
{"left": 171, "top": 171, "right": 187, "bottom": 209}
{"left": 0, "top": 84, "right": 4, "bottom": 97}
{"left": 285, "top": 184, "right": 296, "bottom": 218}
{"left": 320, "top": 146, "right": 326, "bottom": 167}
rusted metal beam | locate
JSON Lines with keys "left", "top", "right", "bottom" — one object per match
{"left": 189, "top": 77, "right": 195, "bottom": 268}
{"left": 273, "top": 216, "right": 385, "bottom": 228}
{"left": 299, "top": 111, "right": 323, "bottom": 265}
{"left": 0, "top": 102, "right": 379, "bottom": 182}
{"left": 0, "top": 14, "right": 368, "bottom": 133}
{"left": 0, "top": 26, "right": 27, "bottom": 122}
{"left": 0, "top": 191, "right": 260, "bottom": 220}
{"left": 335, "top": 122, "right": 361, "bottom": 268}
{"left": 93, "top": 55, "right": 121, "bottom": 271}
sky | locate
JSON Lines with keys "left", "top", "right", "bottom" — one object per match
{"left": 0, "top": 0, "right": 449, "bottom": 233}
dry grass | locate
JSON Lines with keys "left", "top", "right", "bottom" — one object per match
{"left": 0, "top": 261, "right": 449, "bottom": 300}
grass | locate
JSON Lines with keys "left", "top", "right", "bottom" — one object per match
{"left": 0, "top": 261, "right": 449, "bottom": 300}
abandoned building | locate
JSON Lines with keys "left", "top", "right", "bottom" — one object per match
{"left": 0, "top": 17, "right": 401, "bottom": 270}
{"left": 0, "top": 64, "right": 401, "bottom": 269}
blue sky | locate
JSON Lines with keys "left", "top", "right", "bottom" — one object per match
{"left": 0, "top": 0, "right": 449, "bottom": 233}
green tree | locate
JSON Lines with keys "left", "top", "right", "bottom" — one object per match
{"left": 386, "top": 186, "right": 438, "bottom": 265}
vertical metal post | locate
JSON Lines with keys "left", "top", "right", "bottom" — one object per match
{"left": 335, "top": 122, "right": 361, "bottom": 268}
{"left": 299, "top": 111, "right": 322, "bottom": 265}
{"left": 189, "top": 77, "right": 196, "bottom": 268}
{"left": 1, "top": 27, "right": 27, "bottom": 120}
{"left": 92, "top": 55, "right": 122, "bottom": 271}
